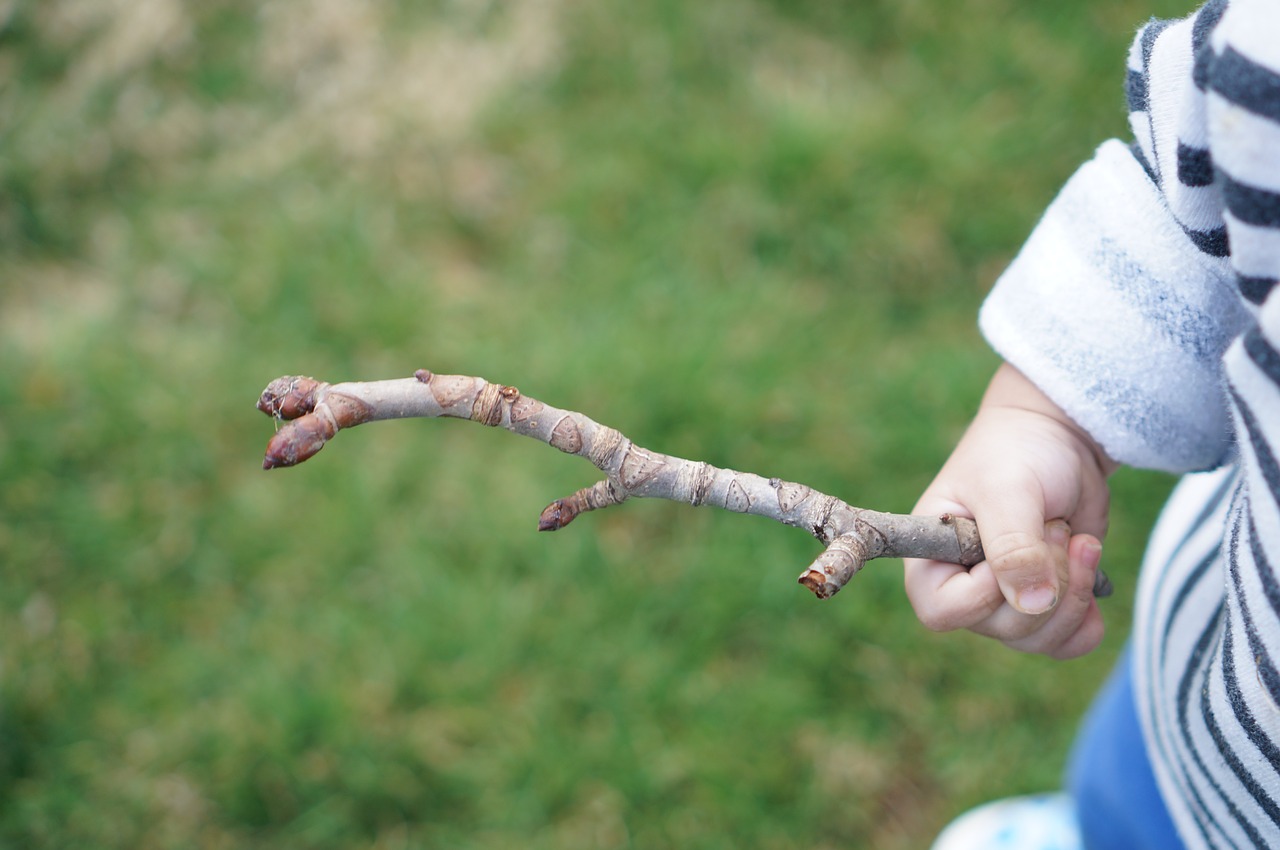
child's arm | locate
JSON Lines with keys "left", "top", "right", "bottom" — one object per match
{"left": 904, "top": 363, "right": 1117, "bottom": 660}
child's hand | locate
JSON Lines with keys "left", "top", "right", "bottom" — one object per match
{"left": 904, "top": 364, "right": 1117, "bottom": 659}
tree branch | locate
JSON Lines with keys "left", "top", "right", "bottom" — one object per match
{"left": 256, "top": 370, "right": 1112, "bottom": 600}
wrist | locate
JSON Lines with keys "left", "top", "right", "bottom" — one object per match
{"left": 981, "top": 363, "right": 1120, "bottom": 479}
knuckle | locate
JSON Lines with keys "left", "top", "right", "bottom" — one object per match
{"left": 992, "top": 615, "right": 1046, "bottom": 644}
{"left": 1005, "top": 615, "right": 1046, "bottom": 641}
{"left": 916, "top": 592, "right": 1003, "bottom": 634}
{"left": 1052, "top": 619, "right": 1105, "bottom": 661}
{"left": 1068, "top": 574, "right": 1097, "bottom": 606}
{"left": 916, "top": 605, "right": 956, "bottom": 633}
{"left": 985, "top": 531, "right": 1046, "bottom": 576}
{"left": 977, "top": 605, "right": 1052, "bottom": 646}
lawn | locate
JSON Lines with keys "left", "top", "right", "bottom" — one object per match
{"left": 1, "top": 1, "right": 1189, "bottom": 847}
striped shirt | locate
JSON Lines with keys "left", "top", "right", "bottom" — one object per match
{"left": 979, "top": 1, "right": 1280, "bottom": 846}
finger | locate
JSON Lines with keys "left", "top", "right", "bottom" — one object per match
{"left": 965, "top": 525, "right": 1067, "bottom": 643}
{"left": 1005, "top": 533, "right": 1105, "bottom": 657}
{"left": 1065, "top": 468, "right": 1111, "bottom": 543}
{"left": 1049, "top": 600, "right": 1104, "bottom": 660}
{"left": 904, "top": 557, "right": 1005, "bottom": 632}
{"left": 973, "top": 505, "right": 1064, "bottom": 615}
{"left": 1049, "top": 534, "right": 1107, "bottom": 659}
{"left": 904, "top": 495, "right": 1004, "bottom": 631}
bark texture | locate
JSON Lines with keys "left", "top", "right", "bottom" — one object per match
{"left": 257, "top": 371, "right": 1112, "bottom": 600}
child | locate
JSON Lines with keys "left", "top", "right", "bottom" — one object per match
{"left": 907, "top": 1, "right": 1280, "bottom": 847}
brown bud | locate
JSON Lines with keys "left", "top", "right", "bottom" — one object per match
{"left": 257, "top": 376, "right": 322, "bottom": 420}
{"left": 537, "top": 499, "right": 578, "bottom": 531}
{"left": 262, "top": 414, "right": 336, "bottom": 468}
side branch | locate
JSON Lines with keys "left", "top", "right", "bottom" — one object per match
{"left": 257, "top": 371, "right": 1112, "bottom": 601}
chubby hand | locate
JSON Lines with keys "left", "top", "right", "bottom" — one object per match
{"left": 904, "top": 364, "right": 1117, "bottom": 659}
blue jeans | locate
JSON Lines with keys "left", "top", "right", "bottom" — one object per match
{"left": 1066, "top": 645, "right": 1185, "bottom": 850}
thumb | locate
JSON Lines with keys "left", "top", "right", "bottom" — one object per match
{"left": 975, "top": 504, "right": 1068, "bottom": 615}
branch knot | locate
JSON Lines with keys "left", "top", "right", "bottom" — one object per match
{"left": 473, "top": 381, "right": 506, "bottom": 427}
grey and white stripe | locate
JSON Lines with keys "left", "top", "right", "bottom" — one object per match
{"left": 1127, "top": 3, "right": 1280, "bottom": 845}
{"left": 983, "top": 0, "right": 1280, "bottom": 845}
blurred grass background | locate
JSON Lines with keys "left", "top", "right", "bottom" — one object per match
{"left": 1, "top": 1, "right": 1191, "bottom": 847}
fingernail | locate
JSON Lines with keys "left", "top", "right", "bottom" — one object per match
{"left": 1047, "top": 521, "right": 1070, "bottom": 547}
{"left": 1017, "top": 585, "right": 1057, "bottom": 615}
{"left": 1081, "top": 540, "right": 1103, "bottom": 570}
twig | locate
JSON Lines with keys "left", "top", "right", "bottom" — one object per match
{"left": 256, "top": 370, "right": 1112, "bottom": 600}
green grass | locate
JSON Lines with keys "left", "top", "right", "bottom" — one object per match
{"left": 1, "top": 1, "right": 1189, "bottom": 847}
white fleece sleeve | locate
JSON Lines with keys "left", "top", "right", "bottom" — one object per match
{"left": 979, "top": 139, "right": 1251, "bottom": 473}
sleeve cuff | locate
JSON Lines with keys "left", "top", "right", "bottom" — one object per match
{"left": 979, "top": 139, "right": 1249, "bottom": 472}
